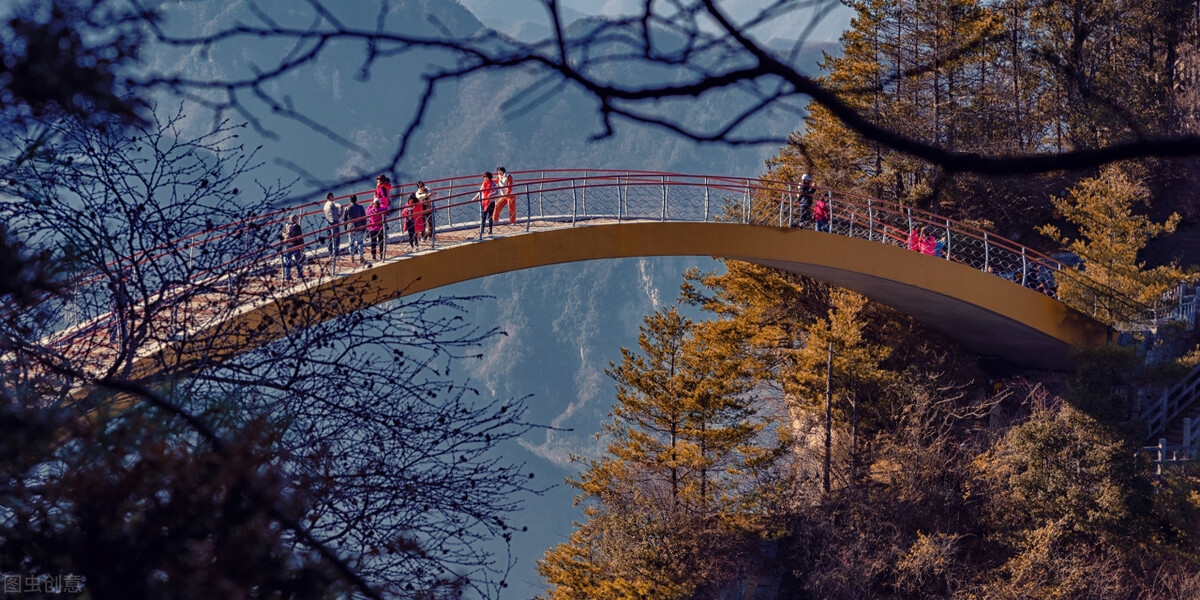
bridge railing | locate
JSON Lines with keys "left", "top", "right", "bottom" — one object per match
{"left": 1141, "top": 438, "right": 1198, "bottom": 475}
{"left": 399, "top": 171, "right": 1070, "bottom": 298}
{"left": 36, "top": 170, "right": 1171, "bottom": 351}
{"left": 1138, "top": 361, "right": 1200, "bottom": 442}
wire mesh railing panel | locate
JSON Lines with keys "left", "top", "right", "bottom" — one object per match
{"left": 619, "top": 180, "right": 669, "bottom": 221}
{"left": 580, "top": 183, "right": 622, "bottom": 220}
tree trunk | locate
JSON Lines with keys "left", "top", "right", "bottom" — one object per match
{"left": 824, "top": 340, "right": 833, "bottom": 493}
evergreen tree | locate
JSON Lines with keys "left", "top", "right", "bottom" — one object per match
{"left": 971, "top": 403, "right": 1155, "bottom": 599}
{"left": 784, "top": 290, "right": 893, "bottom": 490}
{"left": 791, "top": 0, "right": 1001, "bottom": 203}
{"left": 538, "top": 306, "right": 783, "bottom": 599}
{"left": 1038, "top": 165, "right": 1191, "bottom": 326}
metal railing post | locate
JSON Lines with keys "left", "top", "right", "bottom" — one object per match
{"left": 779, "top": 191, "right": 785, "bottom": 227}
{"left": 539, "top": 171, "right": 545, "bottom": 219}
{"left": 661, "top": 175, "right": 668, "bottom": 221}
{"left": 868, "top": 198, "right": 874, "bottom": 241}
{"left": 525, "top": 185, "right": 531, "bottom": 232}
{"left": 788, "top": 183, "right": 794, "bottom": 227}
{"left": 617, "top": 175, "right": 624, "bottom": 223}
{"left": 704, "top": 178, "right": 710, "bottom": 222}
{"left": 827, "top": 191, "right": 834, "bottom": 234}
{"left": 907, "top": 207, "right": 913, "bottom": 235}
{"left": 744, "top": 181, "right": 750, "bottom": 224}
{"left": 983, "top": 232, "right": 990, "bottom": 273}
{"left": 572, "top": 179, "right": 578, "bottom": 225}
{"left": 945, "top": 219, "right": 951, "bottom": 259}
{"left": 1021, "top": 247, "right": 1027, "bottom": 286}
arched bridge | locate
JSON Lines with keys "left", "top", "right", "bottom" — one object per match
{"left": 51, "top": 169, "right": 1154, "bottom": 379}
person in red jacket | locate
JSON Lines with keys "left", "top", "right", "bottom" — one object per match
{"left": 811, "top": 194, "right": 830, "bottom": 232}
{"left": 477, "top": 172, "right": 496, "bottom": 236}
{"left": 401, "top": 193, "right": 423, "bottom": 250}
{"left": 492, "top": 166, "right": 517, "bottom": 225}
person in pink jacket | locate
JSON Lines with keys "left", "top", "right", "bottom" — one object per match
{"left": 921, "top": 230, "right": 938, "bottom": 255}
{"left": 366, "top": 197, "right": 386, "bottom": 261}
{"left": 374, "top": 174, "right": 392, "bottom": 256}
{"left": 375, "top": 174, "right": 392, "bottom": 212}
{"left": 908, "top": 226, "right": 937, "bottom": 255}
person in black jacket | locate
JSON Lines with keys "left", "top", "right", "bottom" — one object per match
{"left": 282, "top": 214, "right": 307, "bottom": 280}
{"left": 795, "top": 173, "right": 815, "bottom": 228}
{"left": 343, "top": 194, "right": 367, "bottom": 263}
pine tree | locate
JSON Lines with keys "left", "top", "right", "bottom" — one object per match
{"left": 1038, "top": 165, "right": 1192, "bottom": 326}
{"left": 789, "top": 0, "right": 1001, "bottom": 202}
{"left": 538, "top": 306, "right": 783, "bottom": 598}
{"left": 785, "top": 290, "right": 893, "bottom": 490}
{"left": 970, "top": 403, "right": 1154, "bottom": 599}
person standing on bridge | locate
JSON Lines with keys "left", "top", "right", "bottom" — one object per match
{"left": 282, "top": 214, "right": 307, "bottom": 281}
{"left": 908, "top": 226, "right": 937, "bottom": 255}
{"left": 375, "top": 174, "right": 393, "bottom": 212}
{"left": 416, "top": 181, "right": 435, "bottom": 241}
{"left": 796, "top": 173, "right": 815, "bottom": 228}
{"left": 477, "top": 171, "right": 496, "bottom": 236}
{"left": 812, "top": 192, "right": 830, "bottom": 232}
{"left": 921, "top": 229, "right": 937, "bottom": 255}
{"left": 344, "top": 194, "right": 367, "bottom": 263}
{"left": 367, "top": 197, "right": 386, "bottom": 262}
{"left": 375, "top": 174, "right": 393, "bottom": 256}
{"left": 492, "top": 166, "right": 517, "bottom": 225}
{"left": 401, "top": 193, "right": 423, "bottom": 250}
{"left": 323, "top": 192, "right": 341, "bottom": 261}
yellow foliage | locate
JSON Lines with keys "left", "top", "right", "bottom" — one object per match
{"left": 1038, "top": 165, "right": 1194, "bottom": 326}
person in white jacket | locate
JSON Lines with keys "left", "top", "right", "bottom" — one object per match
{"left": 492, "top": 167, "right": 517, "bottom": 225}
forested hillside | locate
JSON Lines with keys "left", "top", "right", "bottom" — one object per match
{"left": 538, "top": 0, "right": 1200, "bottom": 597}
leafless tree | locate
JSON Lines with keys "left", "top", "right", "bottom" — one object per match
{"left": 0, "top": 106, "right": 545, "bottom": 599}
{"left": 4, "top": 0, "right": 1196, "bottom": 188}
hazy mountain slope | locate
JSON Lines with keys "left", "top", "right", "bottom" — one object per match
{"left": 389, "top": 6, "right": 838, "bottom": 598}
{"left": 397, "top": 15, "right": 836, "bottom": 177}
{"left": 147, "top": 1, "right": 839, "bottom": 597}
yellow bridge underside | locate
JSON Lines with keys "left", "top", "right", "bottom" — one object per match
{"left": 150, "top": 222, "right": 1107, "bottom": 377}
